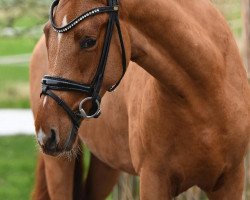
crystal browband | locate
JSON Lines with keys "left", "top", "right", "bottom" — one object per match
{"left": 50, "top": 0, "right": 119, "bottom": 33}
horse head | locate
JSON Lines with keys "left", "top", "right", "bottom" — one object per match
{"left": 35, "top": 0, "right": 130, "bottom": 156}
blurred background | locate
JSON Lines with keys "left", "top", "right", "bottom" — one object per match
{"left": 0, "top": 0, "right": 249, "bottom": 199}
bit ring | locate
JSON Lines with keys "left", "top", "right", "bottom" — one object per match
{"left": 79, "top": 97, "right": 101, "bottom": 119}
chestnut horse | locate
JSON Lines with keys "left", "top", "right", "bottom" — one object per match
{"left": 31, "top": 0, "right": 250, "bottom": 199}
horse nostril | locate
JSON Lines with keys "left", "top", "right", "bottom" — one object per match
{"left": 45, "top": 129, "right": 57, "bottom": 151}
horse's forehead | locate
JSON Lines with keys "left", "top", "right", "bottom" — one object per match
{"left": 57, "top": 0, "right": 105, "bottom": 11}
{"left": 57, "top": 0, "right": 83, "bottom": 16}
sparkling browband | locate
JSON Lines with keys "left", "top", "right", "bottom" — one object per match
{"left": 50, "top": 0, "right": 119, "bottom": 33}
{"left": 53, "top": 8, "right": 100, "bottom": 33}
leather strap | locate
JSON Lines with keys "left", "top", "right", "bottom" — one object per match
{"left": 109, "top": 13, "right": 127, "bottom": 91}
{"left": 91, "top": 8, "right": 117, "bottom": 99}
{"left": 42, "top": 76, "right": 92, "bottom": 94}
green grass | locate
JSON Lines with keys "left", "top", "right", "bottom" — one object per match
{"left": 14, "top": 16, "right": 43, "bottom": 29}
{"left": 0, "top": 37, "right": 37, "bottom": 56}
{"left": 0, "top": 135, "right": 37, "bottom": 200}
{"left": 0, "top": 65, "right": 30, "bottom": 108}
{"left": 0, "top": 28, "right": 38, "bottom": 109}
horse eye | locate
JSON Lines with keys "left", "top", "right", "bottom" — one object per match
{"left": 80, "top": 37, "right": 97, "bottom": 49}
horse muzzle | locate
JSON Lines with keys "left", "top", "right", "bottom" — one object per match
{"left": 37, "top": 126, "right": 78, "bottom": 156}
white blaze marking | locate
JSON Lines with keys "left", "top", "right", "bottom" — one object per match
{"left": 43, "top": 96, "right": 47, "bottom": 107}
{"left": 37, "top": 128, "right": 46, "bottom": 145}
{"left": 58, "top": 15, "right": 67, "bottom": 43}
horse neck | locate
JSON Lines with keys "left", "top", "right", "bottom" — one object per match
{"left": 120, "top": 0, "right": 242, "bottom": 101}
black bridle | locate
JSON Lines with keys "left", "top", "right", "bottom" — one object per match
{"left": 40, "top": 0, "right": 126, "bottom": 150}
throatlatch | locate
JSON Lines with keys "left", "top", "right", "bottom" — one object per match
{"left": 40, "top": 0, "right": 127, "bottom": 149}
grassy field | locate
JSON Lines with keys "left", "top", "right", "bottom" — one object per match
{"left": 0, "top": 135, "right": 37, "bottom": 200}
{"left": 0, "top": 6, "right": 41, "bottom": 108}
{"left": 0, "top": 65, "right": 30, "bottom": 108}
{"left": 0, "top": 37, "right": 37, "bottom": 56}
{"left": 0, "top": 37, "right": 37, "bottom": 108}
{"left": 0, "top": 36, "right": 37, "bottom": 108}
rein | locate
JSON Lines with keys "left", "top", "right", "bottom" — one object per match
{"left": 40, "top": 0, "right": 126, "bottom": 150}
